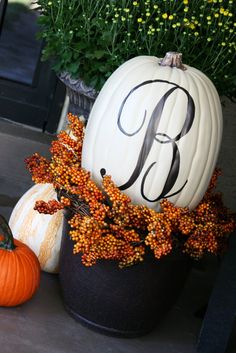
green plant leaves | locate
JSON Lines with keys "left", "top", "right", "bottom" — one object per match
{"left": 35, "top": 0, "right": 236, "bottom": 96}
{"left": 93, "top": 50, "right": 107, "bottom": 59}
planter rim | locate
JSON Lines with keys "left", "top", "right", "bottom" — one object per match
{"left": 58, "top": 72, "right": 98, "bottom": 99}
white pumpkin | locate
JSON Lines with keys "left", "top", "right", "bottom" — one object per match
{"left": 9, "top": 183, "right": 63, "bottom": 273}
{"left": 82, "top": 52, "right": 223, "bottom": 211}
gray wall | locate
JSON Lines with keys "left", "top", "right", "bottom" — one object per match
{"left": 217, "top": 98, "right": 236, "bottom": 211}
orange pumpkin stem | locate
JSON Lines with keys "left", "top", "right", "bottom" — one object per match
{"left": 0, "top": 215, "right": 16, "bottom": 250}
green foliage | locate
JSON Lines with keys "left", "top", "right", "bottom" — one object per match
{"left": 36, "top": 0, "right": 235, "bottom": 96}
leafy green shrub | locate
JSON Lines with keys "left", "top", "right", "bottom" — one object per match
{"left": 36, "top": 0, "right": 235, "bottom": 96}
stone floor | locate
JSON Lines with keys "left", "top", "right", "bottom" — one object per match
{"left": 0, "top": 102, "right": 235, "bottom": 353}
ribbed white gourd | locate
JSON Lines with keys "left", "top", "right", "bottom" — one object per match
{"left": 82, "top": 53, "right": 223, "bottom": 211}
{"left": 9, "top": 183, "right": 63, "bottom": 273}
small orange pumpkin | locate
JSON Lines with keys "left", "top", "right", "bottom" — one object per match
{"left": 0, "top": 215, "right": 41, "bottom": 307}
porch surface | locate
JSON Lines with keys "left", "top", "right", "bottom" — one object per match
{"left": 0, "top": 108, "right": 235, "bottom": 353}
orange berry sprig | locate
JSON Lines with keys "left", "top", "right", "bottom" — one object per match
{"left": 25, "top": 153, "right": 53, "bottom": 184}
{"left": 70, "top": 218, "right": 145, "bottom": 268}
{"left": 146, "top": 213, "right": 173, "bottom": 259}
{"left": 51, "top": 130, "right": 83, "bottom": 167}
{"left": 102, "top": 175, "right": 131, "bottom": 205}
{"left": 160, "top": 199, "right": 190, "bottom": 232}
{"left": 50, "top": 139, "right": 79, "bottom": 171}
{"left": 65, "top": 174, "right": 147, "bottom": 267}
{"left": 184, "top": 224, "right": 219, "bottom": 259}
{"left": 203, "top": 167, "right": 222, "bottom": 197}
{"left": 48, "top": 116, "right": 85, "bottom": 190}
{"left": 60, "top": 167, "right": 107, "bottom": 221}
{"left": 102, "top": 175, "right": 157, "bottom": 249}
{"left": 34, "top": 195, "right": 72, "bottom": 215}
{"left": 102, "top": 175, "right": 135, "bottom": 228}
{"left": 67, "top": 112, "right": 85, "bottom": 141}
{"left": 34, "top": 199, "right": 64, "bottom": 215}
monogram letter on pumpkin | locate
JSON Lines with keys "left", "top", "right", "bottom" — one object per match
{"left": 101, "top": 80, "right": 195, "bottom": 202}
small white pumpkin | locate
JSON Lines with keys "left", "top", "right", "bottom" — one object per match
{"left": 82, "top": 52, "right": 223, "bottom": 211}
{"left": 9, "top": 183, "right": 63, "bottom": 273}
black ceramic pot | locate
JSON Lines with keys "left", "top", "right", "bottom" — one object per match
{"left": 59, "top": 216, "right": 191, "bottom": 338}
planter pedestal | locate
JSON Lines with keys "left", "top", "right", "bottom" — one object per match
{"left": 59, "top": 217, "right": 191, "bottom": 337}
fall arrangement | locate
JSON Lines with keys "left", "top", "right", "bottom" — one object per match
{"left": 25, "top": 113, "right": 236, "bottom": 268}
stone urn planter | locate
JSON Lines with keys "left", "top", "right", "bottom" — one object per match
{"left": 58, "top": 72, "right": 98, "bottom": 123}
{"left": 59, "top": 213, "right": 191, "bottom": 338}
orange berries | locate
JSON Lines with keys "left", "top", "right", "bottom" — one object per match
{"left": 34, "top": 199, "right": 64, "bottom": 214}
{"left": 26, "top": 114, "right": 236, "bottom": 267}
{"left": 25, "top": 153, "right": 53, "bottom": 184}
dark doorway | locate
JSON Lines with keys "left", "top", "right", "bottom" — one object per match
{"left": 0, "top": 0, "right": 65, "bottom": 133}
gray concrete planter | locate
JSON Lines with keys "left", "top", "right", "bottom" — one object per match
{"left": 59, "top": 72, "right": 98, "bottom": 123}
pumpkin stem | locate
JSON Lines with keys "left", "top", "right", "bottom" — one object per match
{"left": 0, "top": 215, "right": 16, "bottom": 250}
{"left": 159, "top": 52, "right": 186, "bottom": 71}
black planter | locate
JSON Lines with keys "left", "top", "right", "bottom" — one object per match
{"left": 59, "top": 217, "right": 191, "bottom": 338}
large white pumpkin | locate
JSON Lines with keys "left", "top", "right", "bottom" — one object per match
{"left": 82, "top": 53, "right": 223, "bottom": 211}
{"left": 9, "top": 183, "right": 63, "bottom": 273}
